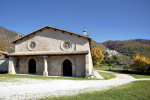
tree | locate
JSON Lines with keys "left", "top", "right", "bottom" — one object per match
{"left": 92, "top": 48, "right": 104, "bottom": 69}
{"left": 126, "top": 55, "right": 150, "bottom": 72}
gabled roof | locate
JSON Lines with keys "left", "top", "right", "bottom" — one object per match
{"left": 12, "top": 25, "right": 92, "bottom": 43}
{"left": 0, "top": 51, "right": 9, "bottom": 55}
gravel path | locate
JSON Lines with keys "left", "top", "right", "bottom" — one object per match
{"left": 0, "top": 71, "right": 150, "bottom": 100}
{"left": 96, "top": 70, "right": 135, "bottom": 80}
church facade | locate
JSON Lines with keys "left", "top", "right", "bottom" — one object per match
{"left": 8, "top": 25, "right": 93, "bottom": 77}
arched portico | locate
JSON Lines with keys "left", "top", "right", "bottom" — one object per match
{"left": 60, "top": 56, "right": 76, "bottom": 77}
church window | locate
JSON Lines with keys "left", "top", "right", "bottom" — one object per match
{"left": 28, "top": 41, "right": 37, "bottom": 50}
{"left": 61, "top": 40, "right": 72, "bottom": 50}
{"left": 30, "top": 41, "right": 36, "bottom": 49}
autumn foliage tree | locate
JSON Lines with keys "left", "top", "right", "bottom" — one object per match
{"left": 92, "top": 48, "right": 104, "bottom": 69}
{"left": 125, "top": 55, "right": 150, "bottom": 72}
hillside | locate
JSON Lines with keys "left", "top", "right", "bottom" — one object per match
{"left": 127, "top": 39, "right": 150, "bottom": 46}
{"left": 91, "top": 40, "right": 108, "bottom": 49}
{"left": 0, "top": 26, "right": 24, "bottom": 52}
{"left": 102, "top": 39, "right": 150, "bottom": 58}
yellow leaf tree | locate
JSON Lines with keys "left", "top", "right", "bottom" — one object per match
{"left": 128, "top": 54, "right": 149, "bottom": 72}
{"left": 92, "top": 48, "right": 104, "bottom": 69}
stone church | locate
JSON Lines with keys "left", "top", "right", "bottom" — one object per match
{"left": 8, "top": 25, "right": 93, "bottom": 77}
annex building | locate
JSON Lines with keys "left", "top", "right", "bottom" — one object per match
{"left": 8, "top": 25, "right": 93, "bottom": 77}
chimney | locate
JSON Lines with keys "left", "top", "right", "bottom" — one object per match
{"left": 83, "top": 28, "right": 86, "bottom": 35}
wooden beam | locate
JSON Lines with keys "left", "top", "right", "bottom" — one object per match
{"left": 70, "top": 33, "right": 73, "bottom": 35}
{"left": 78, "top": 35, "right": 80, "bottom": 38}
{"left": 54, "top": 29, "right": 57, "bottom": 31}
{"left": 62, "top": 31, "right": 64, "bottom": 33}
{"left": 47, "top": 27, "right": 49, "bottom": 29}
{"left": 40, "top": 29, "right": 42, "bottom": 32}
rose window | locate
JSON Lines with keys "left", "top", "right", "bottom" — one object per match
{"left": 63, "top": 41, "right": 71, "bottom": 49}
{"left": 61, "top": 40, "right": 72, "bottom": 50}
{"left": 28, "top": 41, "right": 37, "bottom": 50}
{"left": 29, "top": 41, "right": 36, "bottom": 49}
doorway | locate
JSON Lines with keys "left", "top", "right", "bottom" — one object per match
{"left": 28, "top": 59, "right": 36, "bottom": 73}
{"left": 63, "top": 59, "right": 72, "bottom": 76}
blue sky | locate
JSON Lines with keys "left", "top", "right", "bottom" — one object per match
{"left": 0, "top": 0, "right": 150, "bottom": 43}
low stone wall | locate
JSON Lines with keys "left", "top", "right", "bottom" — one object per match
{"left": 0, "top": 59, "right": 9, "bottom": 73}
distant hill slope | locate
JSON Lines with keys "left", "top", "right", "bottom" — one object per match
{"left": 102, "top": 39, "right": 150, "bottom": 58}
{"left": 127, "top": 39, "right": 150, "bottom": 46}
{"left": 0, "top": 26, "right": 24, "bottom": 52}
{"left": 91, "top": 40, "right": 108, "bottom": 49}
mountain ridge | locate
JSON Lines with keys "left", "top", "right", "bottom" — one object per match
{"left": 102, "top": 39, "right": 150, "bottom": 58}
{"left": 0, "top": 26, "right": 24, "bottom": 52}
{"left": 0, "top": 26, "right": 150, "bottom": 59}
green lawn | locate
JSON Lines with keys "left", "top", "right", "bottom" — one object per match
{"left": 98, "top": 66, "right": 113, "bottom": 69}
{"left": 0, "top": 74, "right": 98, "bottom": 81}
{"left": 99, "top": 69, "right": 150, "bottom": 79}
{"left": 97, "top": 65, "right": 123, "bottom": 70}
{"left": 98, "top": 72, "right": 116, "bottom": 80}
{"left": 129, "top": 74, "right": 150, "bottom": 79}
{"left": 41, "top": 80, "right": 150, "bottom": 100}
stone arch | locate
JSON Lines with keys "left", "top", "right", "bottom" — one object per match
{"left": 60, "top": 56, "right": 75, "bottom": 66}
{"left": 26, "top": 57, "right": 38, "bottom": 74}
{"left": 63, "top": 59, "right": 72, "bottom": 76}
{"left": 60, "top": 56, "right": 76, "bottom": 77}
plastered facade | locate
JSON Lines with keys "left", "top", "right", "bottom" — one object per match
{"left": 9, "top": 26, "right": 93, "bottom": 77}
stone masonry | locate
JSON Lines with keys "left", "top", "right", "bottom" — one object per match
{"left": 9, "top": 25, "right": 93, "bottom": 77}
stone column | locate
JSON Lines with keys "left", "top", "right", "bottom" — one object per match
{"left": 8, "top": 57, "right": 16, "bottom": 74}
{"left": 43, "top": 56, "right": 48, "bottom": 76}
{"left": 85, "top": 55, "right": 89, "bottom": 77}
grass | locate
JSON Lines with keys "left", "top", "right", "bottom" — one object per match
{"left": 0, "top": 74, "right": 99, "bottom": 81}
{"left": 98, "top": 72, "right": 116, "bottom": 80}
{"left": 99, "top": 69, "right": 150, "bottom": 79}
{"left": 41, "top": 80, "right": 150, "bottom": 100}
{"left": 97, "top": 66, "right": 113, "bottom": 69}
{"left": 97, "top": 65, "right": 124, "bottom": 70}
{"left": 129, "top": 74, "right": 150, "bottom": 79}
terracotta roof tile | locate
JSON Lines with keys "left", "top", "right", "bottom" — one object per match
{"left": 0, "top": 51, "right": 9, "bottom": 55}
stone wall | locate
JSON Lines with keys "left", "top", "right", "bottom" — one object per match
{"left": 10, "top": 27, "right": 93, "bottom": 77}
{"left": 12, "top": 55, "right": 85, "bottom": 77}
{"left": 15, "top": 29, "right": 90, "bottom": 52}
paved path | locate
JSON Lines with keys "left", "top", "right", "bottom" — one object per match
{"left": 0, "top": 71, "right": 150, "bottom": 100}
